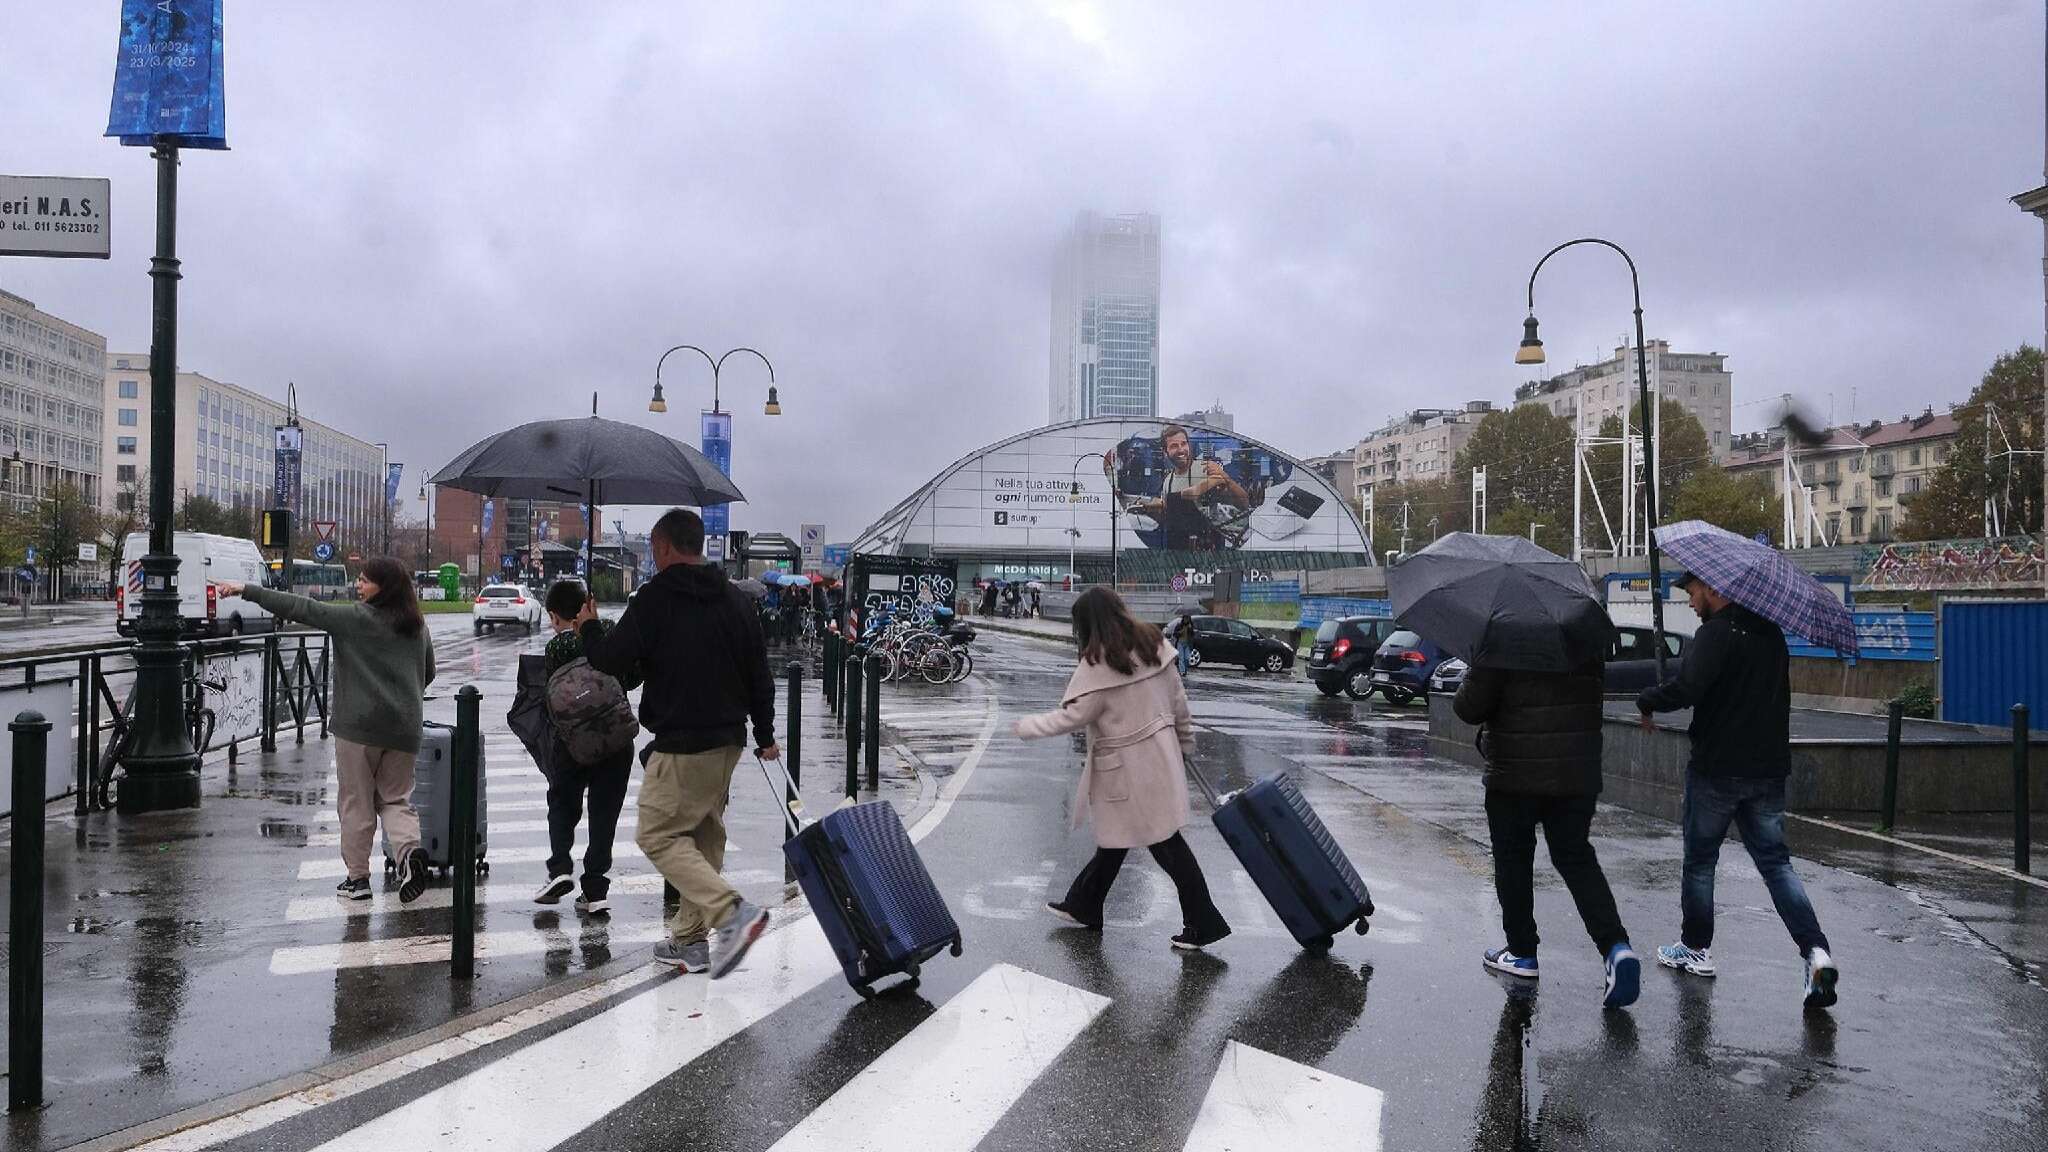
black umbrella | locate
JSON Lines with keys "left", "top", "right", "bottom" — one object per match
{"left": 1386, "top": 532, "right": 1615, "bottom": 672}
{"left": 428, "top": 414, "right": 745, "bottom": 578}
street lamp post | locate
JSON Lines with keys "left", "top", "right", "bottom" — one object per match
{"left": 122, "top": 143, "right": 202, "bottom": 812}
{"left": 1517, "top": 236, "right": 1667, "bottom": 678}
{"left": 648, "top": 344, "right": 781, "bottom": 576}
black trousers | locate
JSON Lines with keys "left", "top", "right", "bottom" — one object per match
{"left": 545, "top": 746, "right": 635, "bottom": 899}
{"left": 1062, "top": 832, "right": 1229, "bottom": 935}
{"left": 1484, "top": 789, "right": 1628, "bottom": 958}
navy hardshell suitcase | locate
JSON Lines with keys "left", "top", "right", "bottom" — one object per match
{"left": 781, "top": 798, "right": 963, "bottom": 997}
{"left": 1205, "top": 771, "right": 1372, "bottom": 952}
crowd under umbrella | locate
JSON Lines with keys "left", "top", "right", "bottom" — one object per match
{"left": 1653, "top": 520, "right": 1860, "bottom": 657}
{"left": 428, "top": 412, "right": 745, "bottom": 584}
{"left": 734, "top": 576, "right": 769, "bottom": 599}
{"left": 1387, "top": 532, "right": 1617, "bottom": 672}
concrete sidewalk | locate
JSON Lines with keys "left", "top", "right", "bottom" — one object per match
{"left": 0, "top": 660, "right": 941, "bottom": 1152}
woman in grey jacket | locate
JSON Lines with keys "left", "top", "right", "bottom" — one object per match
{"left": 219, "top": 556, "right": 437, "bottom": 903}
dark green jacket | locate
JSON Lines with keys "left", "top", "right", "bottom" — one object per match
{"left": 242, "top": 586, "right": 436, "bottom": 753}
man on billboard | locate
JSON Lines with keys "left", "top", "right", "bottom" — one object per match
{"left": 1113, "top": 424, "right": 1253, "bottom": 551}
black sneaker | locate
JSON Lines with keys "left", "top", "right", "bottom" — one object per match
{"left": 1045, "top": 902, "right": 1103, "bottom": 930}
{"left": 1171, "top": 923, "right": 1232, "bottom": 952}
{"left": 398, "top": 847, "right": 432, "bottom": 904}
{"left": 336, "top": 876, "right": 372, "bottom": 901}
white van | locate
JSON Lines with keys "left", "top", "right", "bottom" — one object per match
{"left": 116, "top": 532, "right": 277, "bottom": 638}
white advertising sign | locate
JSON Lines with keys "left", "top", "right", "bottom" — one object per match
{"left": 0, "top": 175, "right": 111, "bottom": 259}
{"left": 77, "top": 543, "right": 98, "bottom": 563}
{"left": 860, "top": 420, "right": 1370, "bottom": 556}
{"left": 800, "top": 523, "right": 825, "bottom": 565}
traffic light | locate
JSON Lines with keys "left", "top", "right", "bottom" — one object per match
{"left": 261, "top": 509, "right": 292, "bottom": 548}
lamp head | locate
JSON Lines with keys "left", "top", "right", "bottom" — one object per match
{"left": 763, "top": 386, "right": 781, "bottom": 417}
{"left": 647, "top": 382, "right": 668, "bottom": 414}
{"left": 1515, "top": 314, "right": 1546, "bottom": 365}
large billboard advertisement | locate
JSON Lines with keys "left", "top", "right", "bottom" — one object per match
{"left": 864, "top": 419, "right": 1368, "bottom": 556}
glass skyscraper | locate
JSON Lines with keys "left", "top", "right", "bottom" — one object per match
{"left": 1049, "top": 212, "right": 1160, "bottom": 422}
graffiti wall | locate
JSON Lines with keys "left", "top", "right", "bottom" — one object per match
{"left": 1860, "top": 537, "right": 2044, "bottom": 591}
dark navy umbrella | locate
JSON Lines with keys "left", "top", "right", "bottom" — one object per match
{"left": 1386, "top": 532, "right": 1616, "bottom": 671}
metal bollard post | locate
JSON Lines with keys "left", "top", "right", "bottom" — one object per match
{"left": 845, "top": 653, "right": 863, "bottom": 800}
{"left": 1878, "top": 700, "right": 1904, "bottom": 834}
{"left": 2015, "top": 704, "right": 2032, "bottom": 876}
{"left": 73, "top": 657, "right": 90, "bottom": 816}
{"left": 785, "top": 660, "right": 803, "bottom": 883}
{"left": 451, "top": 685, "right": 481, "bottom": 979}
{"left": 10, "top": 710, "right": 51, "bottom": 1112}
{"left": 864, "top": 654, "right": 882, "bottom": 793}
{"left": 261, "top": 633, "right": 279, "bottom": 753}
{"left": 823, "top": 633, "right": 838, "bottom": 713}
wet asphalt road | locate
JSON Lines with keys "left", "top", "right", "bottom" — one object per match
{"left": 13, "top": 626, "right": 2048, "bottom": 1150}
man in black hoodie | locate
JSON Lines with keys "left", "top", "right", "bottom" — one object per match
{"left": 1637, "top": 571, "right": 1838, "bottom": 1010}
{"left": 577, "top": 508, "right": 778, "bottom": 979}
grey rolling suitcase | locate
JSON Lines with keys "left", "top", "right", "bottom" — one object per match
{"left": 384, "top": 721, "right": 490, "bottom": 877}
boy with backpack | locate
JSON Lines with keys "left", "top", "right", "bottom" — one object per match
{"left": 530, "top": 580, "right": 641, "bottom": 913}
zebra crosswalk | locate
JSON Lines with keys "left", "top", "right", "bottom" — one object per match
{"left": 163, "top": 914, "right": 1386, "bottom": 1152}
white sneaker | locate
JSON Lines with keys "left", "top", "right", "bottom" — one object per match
{"left": 533, "top": 874, "right": 574, "bottom": 905}
{"left": 1656, "top": 942, "right": 1715, "bottom": 977}
{"left": 1803, "top": 947, "right": 1839, "bottom": 1009}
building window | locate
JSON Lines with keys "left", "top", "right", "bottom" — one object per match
{"left": 116, "top": 436, "right": 136, "bottom": 455}
{"left": 118, "top": 379, "right": 139, "bottom": 399}
{"left": 1909, "top": 448, "right": 1921, "bottom": 466}
{"left": 118, "top": 408, "right": 137, "bottom": 426}
{"left": 1823, "top": 459, "right": 1838, "bottom": 480}
{"left": 1904, "top": 476, "right": 1921, "bottom": 494}
{"left": 1850, "top": 510, "right": 1865, "bottom": 537}
{"left": 116, "top": 464, "right": 136, "bottom": 483}
{"left": 1874, "top": 511, "right": 1893, "bottom": 539}
{"left": 1850, "top": 456, "right": 1863, "bottom": 473}
{"left": 1876, "top": 477, "right": 1892, "bottom": 498}
{"left": 1826, "top": 513, "right": 1840, "bottom": 538}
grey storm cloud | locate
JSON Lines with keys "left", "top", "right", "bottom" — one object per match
{"left": 0, "top": 1, "right": 2039, "bottom": 538}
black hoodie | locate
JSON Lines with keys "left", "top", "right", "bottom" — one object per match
{"left": 579, "top": 561, "right": 775, "bottom": 754}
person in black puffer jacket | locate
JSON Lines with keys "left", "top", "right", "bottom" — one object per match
{"left": 1456, "top": 659, "right": 1639, "bottom": 1007}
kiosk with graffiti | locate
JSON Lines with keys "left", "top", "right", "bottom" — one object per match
{"left": 1861, "top": 537, "right": 2044, "bottom": 591}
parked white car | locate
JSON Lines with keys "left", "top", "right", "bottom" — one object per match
{"left": 472, "top": 583, "right": 542, "bottom": 635}
{"left": 117, "top": 532, "right": 276, "bottom": 638}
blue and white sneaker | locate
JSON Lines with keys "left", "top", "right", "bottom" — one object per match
{"left": 1483, "top": 946, "right": 1539, "bottom": 978}
{"left": 1803, "top": 947, "right": 1839, "bottom": 1009}
{"left": 1656, "top": 942, "right": 1715, "bottom": 977}
{"left": 1604, "top": 942, "right": 1641, "bottom": 1008}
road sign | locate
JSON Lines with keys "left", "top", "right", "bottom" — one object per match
{"left": 800, "top": 523, "right": 825, "bottom": 566}
{"left": 1170, "top": 574, "right": 1189, "bottom": 593}
{"left": 15, "top": 566, "right": 34, "bottom": 587}
{"left": 23, "top": 547, "right": 35, "bottom": 564}
{"left": 312, "top": 542, "right": 335, "bottom": 563}
{"left": 823, "top": 545, "right": 850, "bottom": 568}
{"left": 77, "top": 543, "right": 98, "bottom": 563}
{"left": 575, "top": 556, "right": 588, "bottom": 576}
{"left": 313, "top": 520, "right": 337, "bottom": 543}
{"left": 501, "top": 554, "right": 516, "bottom": 571}
{"left": 0, "top": 175, "right": 112, "bottom": 259}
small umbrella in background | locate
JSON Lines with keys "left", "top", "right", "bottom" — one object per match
{"left": 734, "top": 577, "right": 769, "bottom": 599}
{"left": 1387, "top": 532, "right": 1616, "bottom": 671}
{"left": 1653, "top": 520, "right": 1858, "bottom": 656}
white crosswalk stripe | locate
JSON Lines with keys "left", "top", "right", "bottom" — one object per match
{"left": 766, "top": 964, "right": 1108, "bottom": 1152}
{"left": 303, "top": 814, "right": 639, "bottom": 847}
{"left": 1182, "top": 1041, "right": 1384, "bottom": 1150}
{"left": 280, "top": 869, "right": 791, "bottom": 926}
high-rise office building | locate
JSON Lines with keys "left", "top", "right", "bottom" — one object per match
{"left": 0, "top": 289, "right": 106, "bottom": 509}
{"left": 1050, "top": 211, "right": 1161, "bottom": 422}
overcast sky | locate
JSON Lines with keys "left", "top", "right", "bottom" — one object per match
{"left": 2, "top": 2, "right": 2041, "bottom": 539}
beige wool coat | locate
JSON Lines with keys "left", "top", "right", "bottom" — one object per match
{"left": 1014, "top": 639, "right": 1194, "bottom": 850}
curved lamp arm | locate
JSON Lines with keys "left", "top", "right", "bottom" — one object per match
{"left": 652, "top": 344, "right": 716, "bottom": 413}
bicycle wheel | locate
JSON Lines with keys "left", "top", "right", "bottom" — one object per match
{"left": 919, "top": 648, "right": 955, "bottom": 685}
{"left": 948, "top": 648, "right": 975, "bottom": 683}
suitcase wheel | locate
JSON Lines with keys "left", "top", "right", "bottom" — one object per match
{"left": 1355, "top": 917, "right": 1371, "bottom": 936}
{"left": 853, "top": 982, "right": 876, "bottom": 1000}
{"left": 383, "top": 859, "right": 397, "bottom": 875}
{"left": 1306, "top": 934, "right": 1334, "bottom": 955}
{"left": 477, "top": 861, "right": 490, "bottom": 876}
{"left": 903, "top": 961, "right": 920, "bottom": 979}
{"left": 949, "top": 936, "right": 963, "bottom": 958}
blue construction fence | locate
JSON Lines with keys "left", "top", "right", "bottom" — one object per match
{"left": 1298, "top": 596, "right": 1392, "bottom": 630}
{"left": 1785, "top": 610, "right": 1935, "bottom": 663}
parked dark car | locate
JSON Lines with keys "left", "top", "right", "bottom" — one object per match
{"left": 1306, "top": 616, "right": 1402, "bottom": 699}
{"left": 1184, "top": 615, "right": 1296, "bottom": 673}
{"left": 1422, "top": 625, "right": 1688, "bottom": 698}
{"left": 1368, "top": 629, "right": 1449, "bottom": 704}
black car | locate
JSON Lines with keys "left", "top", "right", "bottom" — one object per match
{"left": 1306, "top": 616, "right": 1402, "bottom": 699}
{"left": 1181, "top": 615, "right": 1296, "bottom": 673}
{"left": 1423, "top": 625, "right": 1688, "bottom": 697}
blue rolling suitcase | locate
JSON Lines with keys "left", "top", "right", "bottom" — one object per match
{"left": 1199, "top": 768, "right": 1372, "bottom": 952}
{"left": 761, "top": 759, "right": 963, "bottom": 997}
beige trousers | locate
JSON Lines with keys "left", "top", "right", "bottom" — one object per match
{"left": 636, "top": 746, "right": 744, "bottom": 944}
{"left": 334, "top": 738, "right": 421, "bottom": 881}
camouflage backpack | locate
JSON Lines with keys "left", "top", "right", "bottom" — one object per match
{"left": 544, "top": 657, "right": 639, "bottom": 763}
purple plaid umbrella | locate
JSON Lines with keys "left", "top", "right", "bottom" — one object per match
{"left": 1653, "top": 520, "right": 1858, "bottom": 656}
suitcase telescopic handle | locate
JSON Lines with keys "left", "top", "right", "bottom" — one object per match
{"left": 755, "top": 753, "right": 807, "bottom": 838}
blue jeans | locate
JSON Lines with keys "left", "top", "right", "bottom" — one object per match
{"left": 1680, "top": 771, "right": 1830, "bottom": 957}
{"left": 1176, "top": 640, "right": 1191, "bottom": 676}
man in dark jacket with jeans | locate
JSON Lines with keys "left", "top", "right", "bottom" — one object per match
{"left": 1456, "top": 659, "right": 1640, "bottom": 1008}
{"left": 1637, "top": 571, "right": 1838, "bottom": 1010}
{"left": 577, "top": 509, "right": 779, "bottom": 979}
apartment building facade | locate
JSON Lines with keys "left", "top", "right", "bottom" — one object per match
{"left": 1722, "top": 407, "right": 1959, "bottom": 544}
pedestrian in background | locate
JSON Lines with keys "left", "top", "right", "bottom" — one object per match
{"left": 578, "top": 509, "right": 778, "bottom": 979}
{"left": 1167, "top": 609, "right": 1196, "bottom": 676}
{"left": 1455, "top": 656, "right": 1640, "bottom": 1008}
{"left": 531, "top": 579, "right": 640, "bottom": 915}
{"left": 1638, "top": 571, "right": 1839, "bottom": 1009}
{"left": 220, "top": 557, "right": 437, "bottom": 904}
{"left": 1015, "top": 587, "right": 1232, "bottom": 951}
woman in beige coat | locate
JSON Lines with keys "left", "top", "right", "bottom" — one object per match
{"left": 1014, "top": 588, "right": 1232, "bottom": 950}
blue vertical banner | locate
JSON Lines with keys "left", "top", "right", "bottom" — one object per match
{"left": 384, "top": 463, "right": 404, "bottom": 507}
{"left": 481, "top": 499, "right": 495, "bottom": 538}
{"left": 106, "top": 0, "right": 228, "bottom": 148}
{"left": 700, "top": 411, "right": 733, "bottom": 562}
